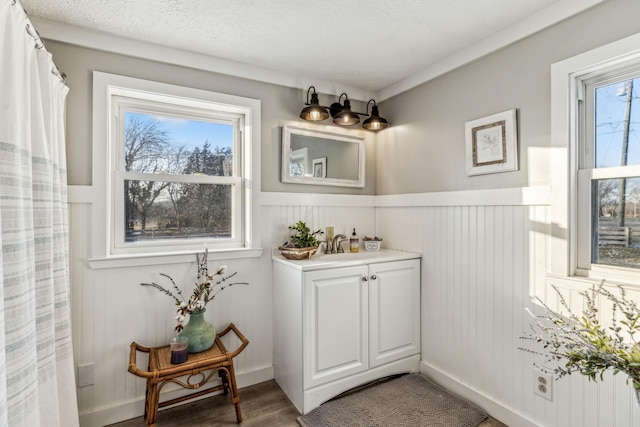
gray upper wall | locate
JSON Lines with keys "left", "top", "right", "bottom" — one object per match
{"left": 46, "top": 41, "right": 376, "bottom": 194}
{"left": 48, "top": 0, "right": 640, "bottom": 196}
{"left": 376, "top": 0, "right": 640, "bottom": 195}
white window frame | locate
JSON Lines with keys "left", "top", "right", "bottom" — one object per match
{"left": 550, "top": 31, "right": 640, "bottom": 285}
{"left": 90, "top": 72, "right": 262, "bottom": 268}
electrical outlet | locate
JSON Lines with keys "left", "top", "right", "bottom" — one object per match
{"left": 77, "top": 363, "right": 95, "bottom": 387}
{"left": 533, "top": 369, "right": 553, "bottom": 401}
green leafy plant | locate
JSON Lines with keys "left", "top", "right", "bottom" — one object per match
{"left": 287, "top": 220, "right": 323, "bottom": 248}
{"left": 520, "top": 281, "right": 640, "bottom": 389}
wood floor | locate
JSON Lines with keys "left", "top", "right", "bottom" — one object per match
{"left": 109, "top": 379, "right": 507, "bottom": 426}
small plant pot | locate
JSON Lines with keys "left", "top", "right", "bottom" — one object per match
{"left": 278, "top": 245, "right": 318, "bottom": 260}
{"left": 363, "top": 240, "right": 382, "bottom": 251}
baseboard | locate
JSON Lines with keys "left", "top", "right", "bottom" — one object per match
{"left": 420, "top": 361, "right": 537, "bottom": 427}
{"left": 79, "top": 365, "right": 274, "bottom": 427}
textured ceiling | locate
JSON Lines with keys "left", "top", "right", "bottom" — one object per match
{"left": 22, "top": 0, "right": 585, "bottom": 94}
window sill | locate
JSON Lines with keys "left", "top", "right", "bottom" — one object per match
{"left": 88, "top": 247, "right": 263, "bottom": 269}
{"left": 546, "top": 272, "right": 640, "bottom": 290}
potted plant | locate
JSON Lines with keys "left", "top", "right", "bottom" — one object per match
{"left": 278, "top": 220, "right": 323, "bottom": 260}
{"left": 520, "top": 281, "right": 640, "bottom": 404}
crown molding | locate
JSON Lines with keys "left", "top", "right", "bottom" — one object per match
{"left": 31, "top": 17, "right": 375, "bottom": 102}
{"left": 375, "top": 0, "right": 606, "bottom": 101}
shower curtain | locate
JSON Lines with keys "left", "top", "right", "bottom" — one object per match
{"left": 0, "top": 1, "right": 79, "bottom": 425}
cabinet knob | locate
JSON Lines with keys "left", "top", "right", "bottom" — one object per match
{"left": 362, "top": 276, "right": 368, "bottom": 282}
{"left": 370, "top": 275, "right": 377, "bottom": 280}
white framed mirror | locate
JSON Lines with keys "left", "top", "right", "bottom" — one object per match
{"left": 281, "top": 124, "right": 365, "bottom": 188}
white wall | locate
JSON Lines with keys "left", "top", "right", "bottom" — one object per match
{"left": 71, "top": 185, "right": 640, "bottom": 427}
{"left": 377, "top": 191, "right": 640, "bottom": 427}
{"left": 69, "top": 190, "right": 376, "bottom": 426}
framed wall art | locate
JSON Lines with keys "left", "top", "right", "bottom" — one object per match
{"left": 465, "top": 109, "right": 518, "bottom": 176}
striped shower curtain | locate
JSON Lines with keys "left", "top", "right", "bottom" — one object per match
{"left": 0, "top": 1, "right": 79, "bottom": 426}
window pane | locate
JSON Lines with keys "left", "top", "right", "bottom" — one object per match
{"left": 593, "top": 177, "right": 640, "bottom": 268}
{"left": 595, "top": 78, "right": 640, "bottom": 168}
{"left": 124, "top": 112, "right": 234, "bottom": 176}
{"left": 124, "top": 180, "right": 232, "bottom": 242}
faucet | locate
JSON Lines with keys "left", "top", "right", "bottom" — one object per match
{"left": 331, "top": 234, "right": 348, "bottom": 253}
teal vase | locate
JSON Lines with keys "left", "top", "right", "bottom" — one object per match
{"left": 181, "top": 309, "right": 216, "bottom": 353}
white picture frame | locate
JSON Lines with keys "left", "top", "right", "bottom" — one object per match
{"left": 465, "top": 109, "right": 518, "bottom": 176}
{"left": 312, "top": 157, "right": 327, "bottom": 178}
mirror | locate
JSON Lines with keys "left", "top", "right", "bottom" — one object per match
{"left": 281, "top": 124, "right": 365, "bottom": 188}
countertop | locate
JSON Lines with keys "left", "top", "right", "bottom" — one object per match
{"left": 271, "top": 247, "right": 421, "bottom": 271}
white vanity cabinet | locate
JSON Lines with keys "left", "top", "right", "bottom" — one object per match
{"left": 272, "top": 249, "right": 420, "bottom": 414}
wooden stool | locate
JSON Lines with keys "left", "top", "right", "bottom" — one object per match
{"left": 128, "top": 323, "right": 249, "bottom": 426}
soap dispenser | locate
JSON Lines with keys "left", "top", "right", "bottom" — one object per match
{"left": 350, "top": 228, "right": 359, "bottom": 253}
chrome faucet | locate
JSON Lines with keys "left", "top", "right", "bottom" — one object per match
{"left": 332, "top": 234, "right": 348, "bottom": 253}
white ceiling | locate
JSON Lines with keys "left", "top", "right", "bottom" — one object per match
{"left": 22, "top": 0, "right": 602, "bottom": 100}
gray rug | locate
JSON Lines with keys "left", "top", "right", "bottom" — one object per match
{"left": 297, "top": 374, "right": 488, "bottom": 427}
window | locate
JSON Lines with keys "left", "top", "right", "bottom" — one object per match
{"left": 289, "top": 147, "right": 308, "bottom": 177}
{"left": 92, "top": 72, "right": 261, "bottom": 264}
{"left": 577, "top": 67, "right": 640, "bottom": 274}
{"left": 550, "top": 32, "right": 640, "bottom": 283}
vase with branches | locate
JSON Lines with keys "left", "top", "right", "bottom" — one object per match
{"left": 141, "top": 249, "right": 248, "bottom": 352}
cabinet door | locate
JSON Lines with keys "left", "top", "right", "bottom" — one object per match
{"left": 304, "top": 266, "right": 369, "bottom": 389}
{"left": 369, "top": 259, "right": 420, "bottom": 368}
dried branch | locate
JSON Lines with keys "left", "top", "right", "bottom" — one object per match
{"left": 520, "top": 280, "right": 640, "bottom": 388}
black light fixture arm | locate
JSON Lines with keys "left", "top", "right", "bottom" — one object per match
{"left": 365, "top": 99, "right": 377, "bottom": 115}
{"left": 334, "top": 96, "right": 379, "bottom": 117}
{"left": 303, "top": 90, "right": 371, "bottom": 116}
{"left": 304, "top": 86, "right": 318, "bottom": 105}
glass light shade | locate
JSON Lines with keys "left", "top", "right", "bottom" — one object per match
{"left": 300, "top": 105, "right": 329, "bottom": 121}
{"left": 332, "top": 100, "right": 360, "bottom": 126}
{"left": 362, "top": 106, "right": 389, "bottom": 131}
{"left": 300, "top": 93, "right": 329, "bottom": 121}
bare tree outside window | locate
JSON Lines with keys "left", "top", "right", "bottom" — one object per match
{"left": 123, "top": 112, "right": 235, "bottom": 242}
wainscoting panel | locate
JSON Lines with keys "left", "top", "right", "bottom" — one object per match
{"left": 379, "top": 204, "right": 544, "bottom": 425}
{"left": 544, "top": 278, "right": 640, "bottom": 427}
{"left": 260, "top": 203, "right": 377, "bottom": 250}
{"left": 69, "top": 199, "right": 277, "bottom": 426}
{"left": 377, "top": 204, "right": 640, "bottom": 427}
{"left": 69, "top": 187, "right": 640, "bottom": 426}
{"left": 69, "top": 191, "right": 376, "bottom": 426}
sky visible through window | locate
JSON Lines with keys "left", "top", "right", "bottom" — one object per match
{"left": 595, "top": 78, "right": 640, "bottom": 168}
{"left": 125, "top": 111, "right": 233, "bottom": 152}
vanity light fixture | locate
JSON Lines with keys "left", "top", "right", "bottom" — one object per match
{"left": 299, "top": 86, "right": 389, "bottom": 131}
{"left": 362, "top": 99, "right": 389, "bottom": 131}
{"left": 299, "top": 86, "right": 330, "bottom": 121}
{"left": 331, "top": 93, "right": 360, "bottom": 126}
